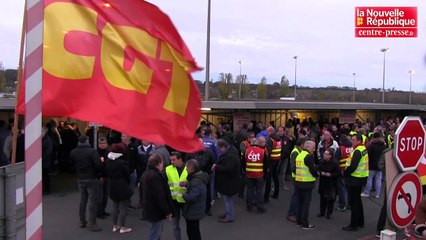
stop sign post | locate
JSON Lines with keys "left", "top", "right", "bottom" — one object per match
{"left": 394, "top": 116, "right": 426, "bottom": 172}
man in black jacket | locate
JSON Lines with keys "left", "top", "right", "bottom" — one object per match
{"left": 121, "top": 133, "right": 139, "bottom": 209}
{"left": 185, "top": 141, "right": 215, "bottom": 216}
{"left": 0, "top": 120, "right": 11, "bottom": 166}
{"left": 141, "top": 154, "right": 173, "bottom": 240}
{"left": 361, "top": 133, "right": 386, "bottom": 198}
{"left": 42, "top": 127, "right": 54, "bottom": 195}
{"left": 265, "top": 126, "right": 282, "bottom": 201}
{"left": 96, "top": 137, "right": 110, "bottom": 218}
{"left": 221, "top": 124, "right": 237, "bottom": 149}
{"left": 213, "top": 139, "right": 241, "bottom": 223}
{"left": 182, "top": 159, "right": 209, "bottom": 240}
{"left": 136, "top": 140, "right": 155, "bottom": 209}
{"left": 279, "top": 126, "right": 295, "bottom": 191}
{"left": 69, "top": 135, "right": 102, "bottom": 231}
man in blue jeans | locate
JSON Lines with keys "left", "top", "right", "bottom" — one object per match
{"left": 287, "top": 137, "right": 306, "bottom": 221}
{"left": 69, "top": 135, "right": 102, "bottom": 231}
{"left": 142, "top": 154, "right": 174, "bottom": 240}
{"left": 121, "top": 133, "right": 139, "bottom": 209}
{"left": 335, "top": 135, "right": 353, "bottom": 211}
{"left": 361, "top": 133, "right": 386, "bottom": 199}
{"left": 213, "top": 139, "right": 241, "bottom": 223}
{"left": 294, "top": 140, "right": 319, "bottom": 230}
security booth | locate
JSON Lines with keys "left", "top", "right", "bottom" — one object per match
{"left": 0, "top": 98, "right": 17, "bottom": 124}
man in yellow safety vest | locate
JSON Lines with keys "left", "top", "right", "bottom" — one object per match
{"left": 286, "top": 137, "right": 307, "bottom": 222}
{"left": 342, "top": 133, "right": 369, "bottom": 232}
{"left": 165, "top": 151, "right": 188, "bottom": 240}
{"left": 294, "top": 140, "right": 319, "bottom": 230}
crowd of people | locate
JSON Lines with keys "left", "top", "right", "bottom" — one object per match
{"left": 0, "top": 119, "right": 24, "bottom": 167}
{"left": 3, "top": 116, "right": 426, "bottom": 239}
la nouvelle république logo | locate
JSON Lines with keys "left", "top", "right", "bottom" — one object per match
{"left": 355, "top": 7, "right": 417, "bottom": 38}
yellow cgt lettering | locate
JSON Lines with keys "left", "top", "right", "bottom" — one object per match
{"left": 101, "top": 23, "right": 155, "bottom": 93}
{"left": 43, "top": 2, "right": 191, "bottom": 116}
{"left": 160, "top": 42, "right": 191, "bottom": 116}
{"left": 44, "top": 2, "right": 97, "bottom": 79}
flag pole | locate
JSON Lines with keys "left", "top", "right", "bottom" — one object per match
{"left": 11, "top": 4, "right": 27, "bottom": 166}
{"left": 25, "top": 0, "right": 44, "bottom": 238}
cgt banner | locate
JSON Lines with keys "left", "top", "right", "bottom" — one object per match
{"left": 417, "top": 151, "right": 426, "bottom": 185}
{"left": 355, "top": 7, "right": 417, "bottom": 38}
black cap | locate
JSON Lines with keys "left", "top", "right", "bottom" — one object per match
{"left": 78, "top": 135, "right": 89, "bottom": 143}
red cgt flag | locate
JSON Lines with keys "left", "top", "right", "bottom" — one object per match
{"left": 17, "top": 0, "right": 203, "bottom": 152}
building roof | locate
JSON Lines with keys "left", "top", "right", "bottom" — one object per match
{"left": 202, "top": 100, "right": 426, "bottom": 111}
{"left": 1, "top": 98, "right": 424, "bottom": 112}
{"left": 0, "top": 98, "right": 17, "bottom": 110}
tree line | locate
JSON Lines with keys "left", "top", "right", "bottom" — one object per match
{"left": 0, "top": 63, "right": 17, "bottom": 93}
{"left": 212, "top": 73, "right": 291, "bottom": 100}
{"left": 198, "top": 73, "right": 426, "bottom": 104}
{"left": 1, "top": 66, "right": 424, "bottom": 104}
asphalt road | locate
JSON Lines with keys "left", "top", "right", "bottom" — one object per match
{"left": 43, "top": 172, "right": 383, "bottom": 240}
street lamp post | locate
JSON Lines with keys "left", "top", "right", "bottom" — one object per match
{"left": 409, "top": 70, "right": 414, "bottom": 104}
{"left": 293, "top": 56, "right": 298, "bottom": 99}
{"left": 204, "top": 0, "right": 211, "bottom": 101}
{"left": 238, "top": 60, "right": 242, "bottom": 99}
{"left": 380, "top": 48, "right": 389, "bottom": 103}
{"left": 352, "top": 73, "right": 356, "bottom": 102}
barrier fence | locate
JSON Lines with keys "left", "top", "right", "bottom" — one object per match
{"left": 0, "top": 162, "right": 25, "bottom": 240}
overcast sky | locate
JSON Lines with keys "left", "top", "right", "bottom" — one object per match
{"left": 1, "top": 0, "right": 426, "bottom": 92}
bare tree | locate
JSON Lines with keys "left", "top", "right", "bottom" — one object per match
{"left": 257, "top": 76, "right": 267, "bottom": 99}
{"left": 236, "top": 74, "right": 249, "bottom": 99}
{"left": 0, "top": 62, "right": 6, "bottom": 92}
{"left": 279, "top": 75, "right": 290, "bottom": 97}
{"left": 218, "top": 73, "right": 233, "bottom": 100}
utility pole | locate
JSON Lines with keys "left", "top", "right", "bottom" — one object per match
{"left": 380, "top": 48, "right": 389, "bottom": 103}
{"left": 293, "top": 56, "right": 298, "bottom": 99}
{"left": 238, "top": 60, "right": 242, "bottom": 99}
{"left": 352, "top": 73, "right": 356, "bottom": 102}
{"left": 204, "top": 0, "right": 211, "bottom": 101}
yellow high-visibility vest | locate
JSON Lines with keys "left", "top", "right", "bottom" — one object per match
{"left": 295, "top": 150, "right": 316, "bottom": 182}
{"left": 165, "top": 165, "right": 188, "bottom": 203}
{"left": 245, "top": 146, "right": 266, "bottom": 178}
{"left": 362, "top": 135, "right": 367, "bottom": 145}
{"left": 270, "top": 138, "right": 282, "bottom": 161}
{"left": 346, "top": 145, "right": 369, "bottom": 178}
{"left": 290, "top": 147, "right": 301, "bottom": 178}
{"left": 340, "top": 156, "right": 350, "bottom": 169}
{"left": 387, "top": 135, "right": 394, "bottom": 148}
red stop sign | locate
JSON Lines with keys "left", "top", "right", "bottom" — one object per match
{"left": 394, "top": 116, "right": 426, "bottom": 172}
